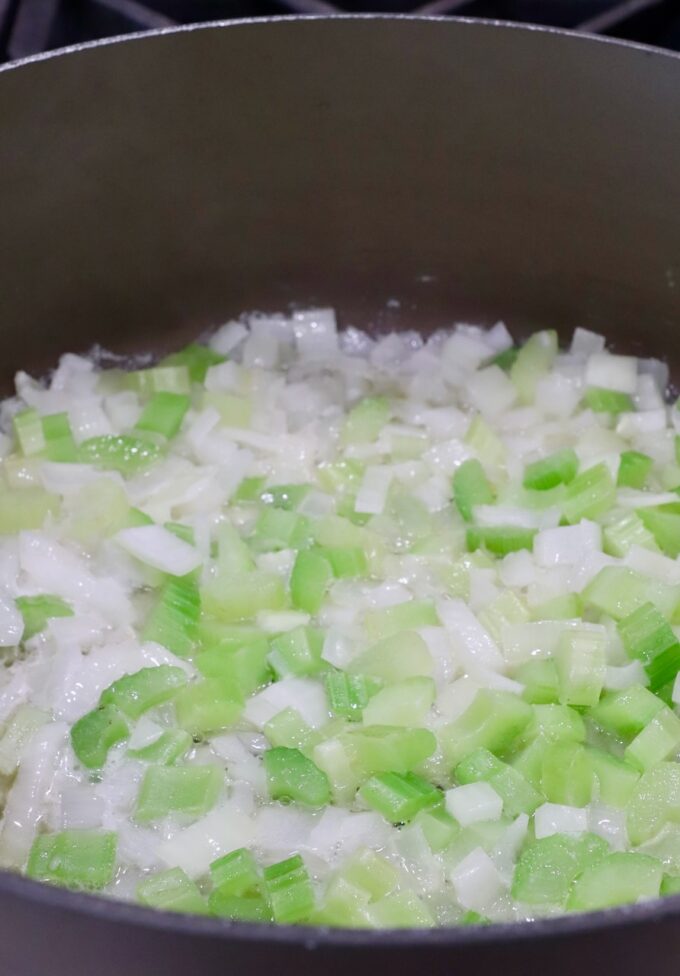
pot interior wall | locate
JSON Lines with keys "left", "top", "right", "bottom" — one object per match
{"left": 0, "top": 18, "right": 679, "bottom": 388}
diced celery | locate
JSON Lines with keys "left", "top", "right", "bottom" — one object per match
{"left": 467, "top": 525, "right": 537, "bottom": 556}
{"left": 562, "top": 463, "right": 616, "bottom": 524}
{"left": 350, "top": 631, "right": 433, "bottom": 683}
{"left": 68, "top": 479, "right": 132, "bottom": 543}
{"left": 13, "top": 409, "right": 45, "bottom": 455}
{"left": 369, "top": 889, "right": 434, "bottom": 928}
{"left": 264, "top": 746, "right": 330, "bottom": 807}
{"left": 161, "top": 343, "right": 225, "bottom": 384}
{"left": 624, "top": 707, "right": 680, "bottom": 770}
{"left": 486, "top": 346, "right": 519, "bottom": 371}
{"left": 268, "top": 627, "right": 324, "bottom": 679}
{"left": 317, "top": 459, "right": 364, "bottom": 496}
{"left": 264, "top": 708, "right": 313, "bottom": 750}
{"left": 174, "top": 679, "right": 242, "bottom": 734}
{"left": 313, "top": 514, "right": 371, "bottom": 550}
{"left": 511, "top": 833, "right": 609, "bottom": 906}
{"left": 164, "top": 522, "right": 195, "bottom": 546}
{"left": 263, "top": 854, "right": 315, "bottom": 924}
{"left": 638, "top": 503, "right": 680, "bottom": 558}
{"left": 129, "top": 365, "right": 191, "bottom": 395}
{"left": 325, "top": 672, "right": 380, "bottom": 721}
{"left": 209, "top": 891, "right": 272, "bottom": 921}
{"left": 523, "top": 449, "right": 578, "bottom": 491}
{"left": 215, "top": 522, "right": 255, "bottom": 576}
{"left": 202, "top": 572, "right": 286, "bottom": 623}
{"left": 568, "top": 852, "right": 662, "bottom": 911}
{"left": 79, "top": 435, "right": 162, "bottom": 476}
{"left": 617, "top": 451, "right": 653, "bottom": 489}
{"left": 603, "top": 510, "right": 658, "bottom": 558}
{"left": 41, "top": 412, "right": 77, "bottom": 462}
{"left": 363, "top": 601, "right": 439, "bottom": 642}
{"left": 0, "top": 488, "right": 59, "bottom": 534}
{"left": 342, "top": 397, "right": 390, "bottom": 445}
{"left": 515, "top": 660, "right": 560, "bottom": 704}
{"left": 15, "top": 594, "right": 72, "bottom": 640}
{"left": 289, "top": 551, "right": 332, "bottom": 615}
{"left": 627, "top": 762, "right": 680, "bottom": 845}
{"left": 320, "top": 546, "right": 368, "bottom": 579}
{"left": 196, "top": 636, "right": 271, "bottom": 697}
{"left": 520, "top": 704, "right": 586, "bottom": 745}
{"left": 233, "top": 475, "right": 267, "bottom": 502}
{"left": 202, "top": 392, "right": 252, "bottom": 428}
{"left": 27, "top": 830, "right": 117, "bottom": 891}
{"left": 415, "top": 805, "right": 460, "bottom": 852}
{"left": 452, "top": 459, "right": 494, "bottom": 522}
{"left": 313, "top": 738, "right": 360, "bottom": 805}
{"left": 135, "top": 392, "right": 190, "bottom": 440}
{"left": 100, "top": 666, "right": 187, "bottom": 719}
{"left": 540, "top": 741, "right": 593, "bottom": 806}
{"left": 440, "top": 690, "right": 532, "bottom": 766}
{"left": 138, "top": 867, "right": 208, "bottom": 914}
{"left": 459, "top": 911, "right": 491, "bottom": 926}
{"left": 135, "top": 764, "right": 222, "bottom": 822}
{"left": 143, "top": 575, "right": 200, "bottom": 657}
{"left": 530, "top": 593, "right": 583, "bottom": 622}
{"left": 210, "top": 847, "right": 260, "bottom": 896}
{"left": 341, "top": 726, "right": 437, "bottom": 776}
{"left": 455, "top": 748, "right": 542, "bottom": 816}
{"left": 312, "top": 877, "right": 372, "bottom": 927}
{"left": 510, "top": 331, "right": 558, "bottom": 404}
{"left": 0, "top": 704, "right": 48, "bottom": 775}
{"left": 584, "top": 387, "right": 634, "bottom": 414}
{"left": 250, "top": 508, "right": 311, "bottom": 553}
{"left": 260, "top": 483, "right": 311, "bottom": 511}
{"left": 362, "top": 676, "right": 435, "bottom": 727}
{"left": 590, "top": 685, "right": 664, "bottom": 739}
{"left": 128, "top": 729, "right": 193, "bottom": 765}
{"left": 464, "top": 416, "right": 505, "bottom": 467}
{"left": 583, "top": 566, "right": 680, "bottom": 621}
{"left": 618, "top": 602, "right": 680, "bottom": 692}
{"left": 587, "top": 748, "right": 640, "bottom": 806}
{"left": 70, "top": 704, "right": 129, "bottom": 769}
{"left": 555, "top": 628, "right": 606, "bottom": 707}
{"left": 661, "top": 874, "right": 680, "bottom": 896}
{"left": 358, "top": 771, "right": 441, "bottom": 824}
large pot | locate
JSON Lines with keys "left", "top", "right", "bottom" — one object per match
{"left": 0, "top": 15, "right": 679, "bottom": 976}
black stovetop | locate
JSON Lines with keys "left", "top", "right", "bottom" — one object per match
{"left": 1, "top": 0, "right": 679, "bottom": 63}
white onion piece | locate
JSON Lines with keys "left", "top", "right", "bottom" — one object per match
{"left": 585, "top": 353, "right": 638, "bottom": 393}
{"left": 451, "top": 847, "right": 504, "bottom": 911}
{"left": 437, "top": 599, "right": 505, "bottom": 673}
{"left": 115, "top": 525, "right": 202, "bottom": 576}
{"left": 0, "top": 590, "right": 23, "bottom": 647}
{"left": 534, "top": 803, "right": 588, "bottom": 839}
{"left": 534, "top": 521, "right": 602, "bottom": 568}
{"left": 157, "top": 805, "right": 256, "bottom": 879}
{"left": 445, "top": 783, "right": 503, "bottom": 826}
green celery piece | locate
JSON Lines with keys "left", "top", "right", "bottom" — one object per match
{"left": 342, "top": 397, "right": 390, "bottom": 445}
{"left": 618, "top": 450, "right": 653, "bottom": 489}
{"left": 523, "top": 449, "right": 578, "bottom": 491}
{"left": 27, "top": 830, "right": 117, "bottom": 891}
{"left": 590, "top": 685, "right": 664, "bottom": 739}
{"left": 233, "top": 475, "right": 267, "bottom": 502}
{"left": 452, "top": 459, "right": 494, "bottom": 522}
{"left": 627, "top": 762, "right": 680, "bottom": 845}
{"left": 320, "top": 546, "right": 368, "bottom": 579}
{"left": 264, "top": 746, "right": 330, "bottom": 807}
{"left": 259, "top": 483, "right": 311, "bottom": 511}
{"left": 363, "top": 601, "right": 439, "bottom": 642}
{"left": 15, "top": 594, "right": 72, "bottom": 640}
{"left": 358, "top": 771, "right": 441, "bottom": 824}
{"left": 519, "top": 703, "right": 586, "bottom": 746}
{"left": 562, "top": 462, "right": 616, "bottom": 524}
{"left": 341, "top": 725, "right": 437, "bottom": 776}
{"left": 540, "top": 740, "right": 593, "bottom": 806}
{"left": 129, "top": 365, "right": 191, "bottom": 394}
{"left": 529, "top": 593, "right": 583, "bottom": 622}
{"left": 100, "top": 666, "right": 188, "bottom": 719}
{"left": 584, "top": 387, "right": 634, "bottom": 414}
{"left": 71, "top": 704, "right": 129, "bottom": 769}
{"left": 263, "top": 854, "right": 315, "bottom": 924}
{"left": 349, "top": 631, "right": 433, "bottom": 683}
{"left": 135, "top": 392, "right": 190, "bottom": 440}
{"left": 68, "top": 479, "right": 133, "bottom": 543}
{"left": 312, "top": 878, "right": 372, "bottom": 928}
{"left": 196, "top": 637, "right": 271, "bottom": 697}
{"left": 439, "top": 690, "right": 532, "bottom": 766}
{"left": 324, "top": 672, "right": 381, "bottom": 721}
{"left": 511, "top": 833, "right": 610, "bottom": 906}
{"left": 264, "top": 708, "right": 313, "bottom": 750}
{"left": 618, "top": 602, "right": 680, "bottom": 692}
{"left": 174, "top": 679, "right": 242, "bottom": 734}
{"left": 268, "top": 626, "right": 324, "bottom": 679}
{"left": 313, "top": 514, "right": 372, "bottom": 550}
{"left": 478, "top": 591, "right": 530, "bottom": 644}
{"left": 583, "top": 566, "right": 680, "bottom": 621}
{"left": 317, "top": 459, "right": 365, "bottom": 495}
{"left": 202, "top": 572, "right": 286, "bottom": 623}
{"left": 568, "top": 852, "right": 662, "bottom": 911}
{"left": 368, "top": 890, "right": 434, "bottom": 929}
{"left": 555, "top": 628, "right": 606, "bottom": 707}
{"left": 41, "top": 412, "right": 77, "bottom": 462}
{"left": 515, "top": 659, "right": 560, "bottom": 704}
{"left": 460, "top": 911, "right": 491, "bottom": 926}
{"left": 587, "top": 748, "right": 640, "bottom": 806}
{"left": 143, "top": 576, "right": 200, "bottom": 657}
{"left": 414, "top": 806, "right": 460, "bottom": 852}
{"left": 79, "top": 435, "right": 163, "bottom": 476}
{"left": 362, "top": 676, "right": 435, "bottom": 727}
{"left": 0, "top": 488, "right": 60, "bottom": 534}
{"left": 510, "top": 331, "right": 558, "bottom": 404}
{"left": 341, "top": 848, "right": 400, "bottom": 900}
{"left": 128, "top": 729, "right": 193, "bottom": 765}
{"left": 455, "top": 747, "right": 542, "bottom": 816}
{"left": 161, "top": 343, "right": 225, "bottom": 384}
{"left": 126, "top": 507, "right": 154, "bottom": 527}
{"left": 215, "top": 522, "right": 255, "bottom": 576}
{"left": 135, "top": 764, "right": 222, "bottom": 822}
{"left": 0, "top": 704, "right": 48, "bottom": 775}
{"left": 661, "top": 874, "right": 680, "bottom": 896}
{"left": 638, "top": 503, "right": 680, "bottom": 558}
{"left": 202, "top": 392, "right": 252, "bottom": 428}
{"left": 209, "top": 891, "right": 273, "bottom": 921}
{"left": 603, "top": 510, "right": 659, "bottom": 558}
{"left": 138, "top": 867, "right": 208, "bottom": 914}
{"left": 486, "top": 345, "right": 518, "bottom": 371}
{"left": 465, "top": 416, "right": 505, "bottom": 468}
{"left": 250, "top": 508, "right": 311, "bottom": 553}
{"left": 164, "top": 522, "right": 195, "bottom": 546}
{"left": 13, "top": 408, "right": 45, "bottom": 455}
{"left": 289, "top": 550, "right": 333, "bottom": 615}
{"left": 466, "top": 525, "right": 537, "bottom": 556}
{"left": 624, "top": 707, "right": 680, "bottom": 770}
{"left": 210, "top": 847, "right": 261, "bottom": 896}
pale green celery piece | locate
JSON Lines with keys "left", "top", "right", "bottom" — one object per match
{"left": 362, "top": 676, "right": 436, "bottom": 727}
{"left": 567, "top": 852, "right": 662, "bottom": 911}
{"left": 313, "top": 514, "right": 372, "bottom": 549}
{"left": 602, "top": 509, "right": 659, "bottom": 558}
{"left": 341, "top": 848, "right": 400, "bottom": 900}
{"left": 202, "top": 391, "right": 252, "bottom": 428}
{"left": 510, "top": 330, "right": 558, "bottom": 404}
{"left": 661, "top": 874, "right": 680, "bottom": 896}
{"left": 517, "top": 703, "right": 586, "bottom": 747}
{"left": 210, "top": 847, "right": 260, "bottom": 896}
{"left": 358, "top": 771, "right": 442, "bottom": 824}
{"left": 78, "top": 435, "right": 163, "bottom": 476}
{"left": 319, "top": 546, "right": 368, "bottom": 579}
{"left": 627, "top": 762, "right": 680, "bottom": 845}
{"left": 464, "top": 415, "right": 505, "bottom": 467}
{"left": 267, "top": 626, "right": 324, "bottom": 679}
{"left": 317, "top": 459, "right": 364, "bottom": 495}
{"left": 342, "top": 397, "right": 390, "bottom": 445}
{"left": 0, "top": 704, "right": 48, "bottom": 775}
{"left": 202, "top": 572, "right": 286, "bottom": 623}
{"left": 439, "top": 690, "right": 533, "bottom": 766}
{"left": 523, "top": 449, "right": 579, "bottom": 491}
{"left": 135, "top": 391, "right": 190, "bottom": 440}
{"left": 263, "top": 854, "right": 316, "bottom": 924}
{"left": 264, "top": 707, "right": 314, "bottom": 750}
{"left": 617, "top": 450, "right": 653, "bottom": 490}
{"left": 639, "top": 825, "right": 680, "bottom": 874}
{"left": 511, "top": 833, "right": 609, "bottom": 907}
{"left": 13, "top": 408, "right": 45, "bottom": 456}
{"left": 555, "top": 628, "right": 606, "bottom": 707}
{"left": 264, "top": 746, "right": 330, "bottom": 807}
{"left": 340, "top": 725, "right": 437, "bottom": 777}
{"left": 624, "top": 707, "right": 680, "bottom": 770}
{"left": 15, "top": 594, "right": 72, "bottom": 640}
{"left": 659, "top": 462, "right": 680, "bottom": 491}
{"left": 250, "top": 508, "right": 311, "bottom": 553}
{"left": 27, "top": 830, "right": 117, "bottom": 891}
{"left": 143, "top": 575, "right": 200, "bottom": 657}
{"left": 590, "top": 685, "right": 665, "bottom": 739}
{"left": 587, "top": 748, "right": 640, "bottom": 806}
{"left": 313, "top": 737, "right": 361, "bottom": 805}
{"left": 289, "top": 550, "right": 333, "bottom": 615}
{"left": 515, "top": 659, "right": 560, "bottom": 704}
{"left": 100, "top": 665, "right": 188, "bottom": 719}
{"left": 349, "top": 631, "right": 433, "bottom": 683}
{"left": 128, "top": 365, "right": 191, "bottom": 395}
{"left": 452, "top": 459, "right": 494, "bottom": 523}
{"left": 368, "top": 890, "right": 435, "bottom": 928}
{"left": 66, "top": 479, "right": 131, "bottom": 543}
{"left": 540, "top": 740, "right": 593, "bottom": 806}
{"left": 137, "top": 867, "right": 208, "bottom": 914}
{"left": 196, "top": 637, "right": 271, "bottom": 697}
{"left": 135, "top": 764, "right": 223, "bottom": 822}
{"left": 0, "top": 488, "right": 60, "bottom": 534}
{"left": 70, "top": 704, "right": 130, "bottom": 769}
{"left": 637, "top": 503, "right": 680, "bottom": 559}
{"left": 363, "top": 601, "right": 439, "bottom": 642}
{"left": 562, "top": 462, "right": 616, "bottom": 524}
{"left": 215, "top": 522, "right": 255, "bottom": 576}
{"left": 530, "top": 593, "right": 583, "bottom": 621}
{"left": 414, "top": 806, "right": 460, "bottom": 852}
{"left": 160, "top": 343, "right": 225, "bottom": 384}
{"left": 478, "top": 591, "right": 530, "bottom": 644}
{"left": 455, "top": 747, "right": 542, "bottom": 816}
{"left": 174, "top": 679, "right": 242, "bottom": 734}
{"left": 128, "top": 729, "right": 193, "bottom": 765}
{"left": 312, "top": 877, "right": 373, "bottom": 927}
{"left": 583, "top": 566, "right": 680, "bottom": 621}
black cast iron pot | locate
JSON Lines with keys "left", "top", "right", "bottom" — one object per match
{"left": 0, "top": 15, "right": 680, "bottom": 976}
